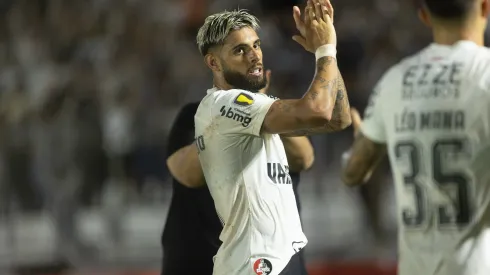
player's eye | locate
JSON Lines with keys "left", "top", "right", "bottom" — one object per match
{"left": 234, "top": 48, "right": 245, "bottom": 55}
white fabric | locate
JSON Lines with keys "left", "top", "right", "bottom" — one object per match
{"left": 195, "top": 88, "right": 307, "bottom": 275}
{"left": 362, "top": 40, "right": 490, "bottom": 275}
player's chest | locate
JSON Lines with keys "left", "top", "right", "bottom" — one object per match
{"left": 263, "top": 135, "right": 291, "bottom": 186}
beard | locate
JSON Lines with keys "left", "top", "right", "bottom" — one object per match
{"left": 222, "top": 66, "right": 267, "bottom": 92}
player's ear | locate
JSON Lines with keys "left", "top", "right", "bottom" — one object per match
{"left": 481, "top": 0, "right": 490, "bottom": 18}
{"left": 204, "top": 53, "right": 221, "bottom": 72}
{"left": 418, "top": 7, "right": 432, "bottom": 27}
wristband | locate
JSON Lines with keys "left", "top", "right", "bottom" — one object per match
{"left": 315, "top": 44, "right": 337, "bottom": 60}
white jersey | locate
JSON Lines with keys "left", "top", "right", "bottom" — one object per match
{"left": 362, "top": 41, "right": 490, "bottom": 275}
{"left": 195, "top": 88, "right": 307, "bottom": 275}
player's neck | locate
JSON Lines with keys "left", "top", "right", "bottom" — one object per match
{"left": 213, "top": 77, "right": 233, "bottom": 91}
{"left": 432, "top": 25, "right": 484, "bottom": 46}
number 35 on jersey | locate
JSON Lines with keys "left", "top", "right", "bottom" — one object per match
{"left": 394, "top": 137, "right": 475, "bottom": 230}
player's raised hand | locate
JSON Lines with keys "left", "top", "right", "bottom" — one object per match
{"left": 259, "top": 69, "right": 272, "bottom": 94}
{"left": 292, "top": 6, "right": 309, "bottom": 51}
{"left": 350, "top": 108, "right": 362, "bottom": 137}
{"left": 293, "top": 0, "right": 336, "bottom": 53}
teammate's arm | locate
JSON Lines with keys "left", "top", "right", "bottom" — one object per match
{"left": 341, "top": 103, "right": 387, "bottom": 186}
{"left": 341, "top": 132, "right": 386, "bottom": 186}
{"left": 165, "top": 104, "right": 205, "bottom": 188}
{"left": 340, "top": 62, "right": 399, "bottom": 186}
{"left": 167, "top": 136, "right": 313, "bottom": 185}
{"left": 281, "top": 136, "right": 315, "bottom": 172}
{"left": 166, "top": 143, "right": 205, "bottom": 188}
{"left": 261, "top": 0, "right": 351, "bottom": 135}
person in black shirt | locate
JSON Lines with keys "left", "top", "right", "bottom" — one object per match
{"left": 162, "top": 102, "right": 222, "bottom": 275}
{"left": 163, "top": 71, "right": 314, "bottom": 275}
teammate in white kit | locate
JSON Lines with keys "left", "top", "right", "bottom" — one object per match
{"left": 193, "top": 1, "right": 351, "bottom": 274}
{"left": 341, "top": 0, "right": 490, "bottom": 275}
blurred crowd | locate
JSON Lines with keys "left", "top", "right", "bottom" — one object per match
{"left": 0, "top": 0, "right": 489, "bottom": 270}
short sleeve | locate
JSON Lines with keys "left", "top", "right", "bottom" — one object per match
{"left": 361, "top": 67, "right": 399, "bottom": 143}
{"left": 212, "top": 89, "right": 277, "bottom": 137}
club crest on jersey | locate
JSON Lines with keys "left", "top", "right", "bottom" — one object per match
{"left": 253, "top": 258, "right": 272, "bottom": 275}
{"left": 233, "top": 92, "right": 254, "bottom": 106}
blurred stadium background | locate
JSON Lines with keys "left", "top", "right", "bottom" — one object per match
{"left": 0, "top": 0, "right": 489, "bottom": 274}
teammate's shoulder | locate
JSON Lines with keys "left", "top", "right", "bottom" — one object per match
{"left": 463, "top": 45, "right": 490, "bottom": 66}
{"left": 474, "top": 45, "right": 490, "bottom": 56}
{"left": 472, "top": 46, "right": 490, "bottom": 69}
{"left": 377, "top": 48, "right": 434, "bottom": 83}
{"left": 394, "top": 50, "right": 426, "bottom": 70}
{"left": 375, "top": 61, "right": 406, "bottom": 89}
{"left": 460, "top": 46, "right": 490, "bottom": 92}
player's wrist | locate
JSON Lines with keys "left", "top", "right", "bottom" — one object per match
{"left": 315, "top": 44, "right": 337, "bottom": 61}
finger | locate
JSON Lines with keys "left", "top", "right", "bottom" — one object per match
{"left": 322, "top": 5, "right": 332, "bottom": 24}
{"left": 293, "top": 6, "right": 306, "bottom": 34}
{"left": 351, "top": 108, "right": 362, "bottom": 128}
{"left": 313, "top": 0, "right": 324, "bottom": 23}
{"left": 308, "top": 0, "right": 318, "bottom": 24}
{"left": 324, "top": 0, "right": 334, "bottom": 23}
{"left": 258, "top": 70, "right": 272, "bottom": 94}
{"left": 292, "top": 35, "right": 308, "bottom": 49}
{"left": 317, "top": 0, "right": 331, "bottom": 23}
{"left": 304, "top": 1, "right": 313, "bottom": 26}
{"left": 293, "top": 6, "right": 302, "bottom": 27}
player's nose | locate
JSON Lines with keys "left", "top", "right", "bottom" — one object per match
{"left": 247, "top": 48, "right": 260, "bottom": 64}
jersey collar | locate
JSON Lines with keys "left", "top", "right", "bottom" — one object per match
{"left": 207, "top": 87, "right": 219, "bottom": 94}
{"left": 452, "top": 40, "right": 479, "bottom": 49}
{"left": 430, "top": 40, "right": 478, "bottom": 49}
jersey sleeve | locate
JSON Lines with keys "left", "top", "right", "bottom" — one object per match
{"left": 212, "top": 89, "right": 277, "bottom": 137}
{"left": 361, "top": 67, "right": 399, "bottom": 143}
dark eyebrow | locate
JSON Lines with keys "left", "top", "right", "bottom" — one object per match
{"left": 231, "top": 39, "right": 261, "bottom": 51}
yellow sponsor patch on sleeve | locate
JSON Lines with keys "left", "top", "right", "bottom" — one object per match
{"left": 233, "top": 93, "right": 254, "bottom": 106}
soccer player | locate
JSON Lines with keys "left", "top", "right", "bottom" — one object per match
{"left": 193, "top": 0, "right": 351, "bottom": 274}
{"left": 164, "top": 71, "right": 314, "bottom": 275}
{"left": 341, "top": 0, "right": 490, "bottom": 274}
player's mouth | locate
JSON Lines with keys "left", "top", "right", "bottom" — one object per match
{"left": 248, "top": 67, "right": 263, "bottom": 77}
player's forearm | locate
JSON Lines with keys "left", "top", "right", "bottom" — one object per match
{"left": 329, "top": 72, "right": 351, "bottom": 129}
{"left": 303, "top": 56, "right": 339, "bottom": 120}
{"left": 341, "top": 133, "right": 386, "bottom": 186}
{"left": 283, "top": 69, "right": 351, "bottom": 136}
{"left": 262, "top": 57, "right": 351, "bottom": 135}
{"left": 166, "top": 143, "right": 205, "bottom": 188}
{"left": 280, "top": 136, "right": 315, "bottom": 172}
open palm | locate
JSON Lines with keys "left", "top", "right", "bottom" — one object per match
{"left": 292, "top": 0, "right": 335, "bottom": 53}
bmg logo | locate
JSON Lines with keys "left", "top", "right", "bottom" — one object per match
{"left": 220, "top": 106, "right": 252, "bottom": 127}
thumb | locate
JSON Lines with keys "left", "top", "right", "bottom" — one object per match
{"left": 292, "top": 35, "right": 308, "bottom": 50}
{"left": 324, "top": 0, "right": 334, "bottom": 23}
{"left": 263, "top": 69, "right": 272, "bottom": 92}
{"left": 293, "top": 6, "right": 305, "bottom": 33}
{"left": 265, "top": 69, "right": 272, "bottom": 83}
{"left": 351, "top": 108, "right": 362, "bottom": 129}
{"left": 259, "top": 69, "right": 272, "bottom": 94}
